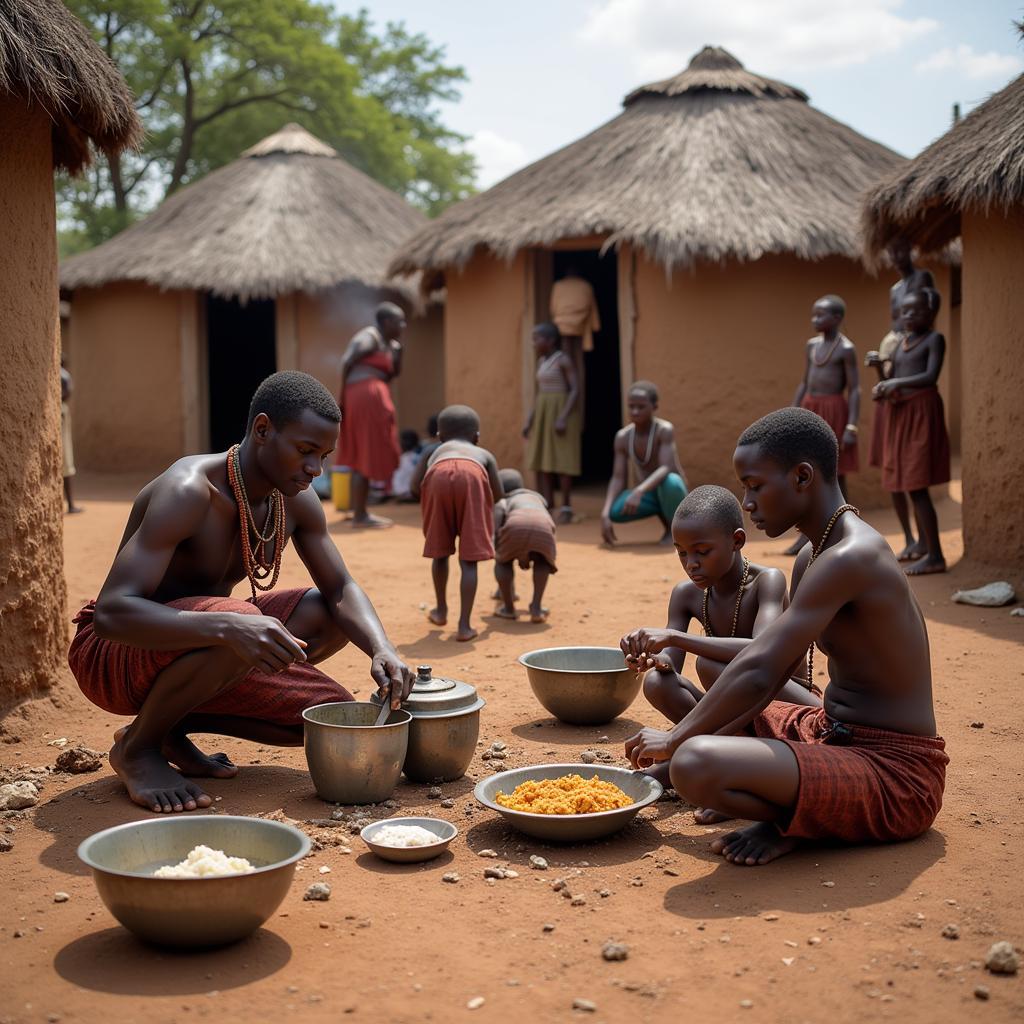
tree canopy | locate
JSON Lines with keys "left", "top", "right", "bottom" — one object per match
{"left": 59, "top": 1, "right": 475, "bottom": 254}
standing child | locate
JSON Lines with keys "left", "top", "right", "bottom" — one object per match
{"left": 411, "top": 405, "right": 504, "bottom": 641}
{"left": 493, "top": 469, "right": 558, "bottom": 623}
{"left": 873, "top": 288, "right": 950, "bottom": 576}
{"left": 620, "top": 485, "right": 821, "bottom": 821}
{"left": 523, "top": 323, "right": 580, "bottom": 524}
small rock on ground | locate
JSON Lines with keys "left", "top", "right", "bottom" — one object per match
{"left": 467, "top": 996, "right": 485, "bottom": 1010}
{"left": 572, "top": 998, "right": 597, "bottom": 1012}
{"left": 602, "top": 942, "right": 629, "bottom": 961}
{"left": 440, "top": 799, "right": 455, "bottom": 808}
{"left": 941, "top": 923, "right": 960, "bottom": 939}
{"left": 303, "top": 882, "right": 331, "bottom": 901}
{"left": 0, "top": 835, "right": 13, "bottom": 852}
{"left": 478, "top": 848, "right": 498, "bottom": 858}
{"left": 974, "top": 985, "right": 990, "bottom": 1000}
{"left": 0, "top": 782, "right": 38, "bottom": 811}
{"left": 427, "top": 787, "right": 442, "bottom": 799}
{"left": 53, "top": 892, "right": 69, "bottom": 903}
{"left": 529, "top": 855, "right": 548, "bottom": 870}
{"left": 442, "top": 872, "right": 460, "bottom": 884}
{"left": 54, "top": 746, "right": 104, "bottom": 774}
{"left": 985, "top": 941, "right": 1020, "bottom": 975}
{"left": 579, "top": 751, "right": 597, "bottom": 764}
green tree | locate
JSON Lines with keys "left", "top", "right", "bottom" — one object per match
{"left": 59, "top": 0, "right": 475, "bottom": 248}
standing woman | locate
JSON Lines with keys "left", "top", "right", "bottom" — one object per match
{"left": 523, "top": 322, "right": 580, "bottom": 524}
{"left": 338, "top": 302, "right": 405, "bottom": 528}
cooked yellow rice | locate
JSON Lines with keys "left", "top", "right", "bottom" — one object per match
{"left": 495, "top": 774, "right": 633, "bottom": 815}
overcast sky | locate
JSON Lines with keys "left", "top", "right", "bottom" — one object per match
{"left": 336, "top": 0, "right": 1024, "bottom": 188}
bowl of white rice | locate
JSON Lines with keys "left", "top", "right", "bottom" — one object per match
{"left": 78, "top": 815, "right": 310, "bottom": 947}
{"left": 360, "top": 816, "right": 457, "bottom": 863}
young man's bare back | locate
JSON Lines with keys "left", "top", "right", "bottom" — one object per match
{"left": 70, "top": 372, "right": 413, "bottom": 814}
{"left": 624, "top": 408, "right": 946, "bottom": 865}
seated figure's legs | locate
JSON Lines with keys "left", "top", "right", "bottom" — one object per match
{"left": 655, "top": 473, "right": 687, "bottom": 524}
{"left": 281, "top": 588, "right": 350, "bottom": 663}
{"left": 609, "top": 488, "right": 662, "bottom": 524}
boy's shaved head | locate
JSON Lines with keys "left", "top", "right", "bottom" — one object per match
{"left": 629, "top": 380, "right": 659, "bottom": 404}
{"left": 533, "top": 322, "right": 559, "bottom": 341}
{"left": 815, "top": 294, "right": 846, "bottom": 317}
{"left": 246, "top": 371, "right": 340, "bottom": 433}
{"left": 375, "top": 301, "right": 405, "bottom": 325}
{"left": 437, "top": 404, "right": 480, "bottom": 441}
{"left": 737, "top": 407, "right": 838, "bottom": 482}
{"left": 499, "top": 468, "right": 524, "bottom": 492}
{"left": 674, "top": 485, "right": 743, "bottom": 534}
{"left": 906, "top": 286, "right": 941, "bottom": 315}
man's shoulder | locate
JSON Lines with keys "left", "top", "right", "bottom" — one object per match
{"left": 153, "top": 454, "right": 218, "bottom": 501}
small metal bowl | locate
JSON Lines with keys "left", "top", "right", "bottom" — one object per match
{"left": 360, "top": 816, "right": 458, "bottom": 863}
{"left": 519, "top": 646, "right": 642, "bottom": 725}
{"left": 474, "top": 763, "right": 663, "bottom": 842}
{"left": 78, "top": 815, "right": 310, "bottom": 948}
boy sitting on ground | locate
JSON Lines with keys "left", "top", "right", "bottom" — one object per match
{"left": 621, "top": 484, "right": 821, "bottom": 822}
{"left": 601, "top": 381, "right": 687, "bottom": 546}
{"left": 623, "top": 408, "right": 948, "bottom": 866}
{"left": 493, "top": 469, "right": 558, "bottom": 623}
{"left": 411, "top": 405, "right": 504, "bottom": 642}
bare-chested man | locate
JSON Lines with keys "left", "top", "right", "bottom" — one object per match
{"left": 623, "top": 407, "right": 948, "bottom": 865}
{"left": 69, "top": 371, "right": 413, "bottom": 814}
{"left": 600, "top": 381, "right": 687, "bottom": 546}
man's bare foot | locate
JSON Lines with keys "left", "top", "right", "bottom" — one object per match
{"left": 114, "top": 727, "right": 237, "bottom": 779}
{"left": 494, "top": 605, "right": 517, "bottom": 620}
{"left": 895, "top": 540, "right": 926, "bottom": 562}
{"left": 905, "top": 555, "right": 947, "bottom": 576}
{"left": 528, "top": 605, "right": 549, "bottom": 623}
{"left": 783, "top": 535, "right": 808, "bottom": 556}
{"left": 427, "top": 607, "right": 447, "bottom": 626}
{"left": 66, "top": 506, "right": 84, "bottom": 515}
{"left": 694, "top": 807, "right": 731, "bottom": 825}
{"left": 710, "top": 821, "right": 799, "bottom": 865}
{"left": 350, "top": 514, "right": 393, "bottom": 529}
{"left": 455, "top": 625, "right": 478, "bottom": 642}
{"left": 556, "top": 506, "right": 574, "bottom": 525}
{"left": 109, "top": 733, "right": 212, "bottom": 813}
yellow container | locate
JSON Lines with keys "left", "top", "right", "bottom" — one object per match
{"left": 331, "top": 467, "right": 351, "bottom": 511}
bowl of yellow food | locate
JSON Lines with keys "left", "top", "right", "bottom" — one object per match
{"left": 474, "top": 763, "right": 663, "bottom": 842}
{"left": 78, "top": 815, "right": 310, "bottom": 948}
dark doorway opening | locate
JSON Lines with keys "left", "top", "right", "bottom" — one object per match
{"left": 552, "top": 249, "right": 620, "bottom": 480}
{"left": 206, "top": 295, "right": 276, "bottom": 451}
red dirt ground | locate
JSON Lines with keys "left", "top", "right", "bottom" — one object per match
{"left": 1, "top": 475, "right": 1021, "bottom": 1024}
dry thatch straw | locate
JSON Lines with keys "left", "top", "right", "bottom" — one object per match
{"left": 389, "top": 46, "right": 903, "bottom": 278}
{"left": 862, "top": 70, "right": 1024, "bottom": 264}
{"left": 0, "top": 0, "right": 141, "bottom": 172}
{"left": 60, "top": 123, "right": 426, "bottom": 302}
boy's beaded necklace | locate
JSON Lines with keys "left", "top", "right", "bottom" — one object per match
{"left": 702, "top": 557, "right": 750, "bottom": 638}
{"left": 812, "top": 333, "right": 844, "bottom": 366}
{"left": 226, "top": 443, "right": 285, "bottom": 600}
{"left": 804, "top": 503, "right": 859, "bottom": 685}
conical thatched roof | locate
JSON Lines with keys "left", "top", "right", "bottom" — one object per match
{"left": 389, "top": 46, "right": 903, "bottom": 277}
{"left": 0, "top": 0, "right": 141, "bottom": 173}
{"left": 61, "top": 123, "right": 427, "bottom": 301}
{"left": 862, "top": 71, "right": 1024, "bottom": 262}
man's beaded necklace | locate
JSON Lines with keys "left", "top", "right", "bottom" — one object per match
{"left": 702, "top": 557, "right": 750, "bottom": 638}
{"left": 227, "top": 444, "right": 285, "bottom": 600}
{"left": 804, "top": 504, "right": 859, "bottom": 686}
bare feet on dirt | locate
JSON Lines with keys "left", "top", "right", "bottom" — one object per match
{"left": 350, "top": 514, "right": 393, "bottom": 529}
{"left": 896, "top": 541, "right": 927, "bottom": 562}
{"left": 109, "top": 732, "right": 213, "bottom": 813}
{"left": 694, "top": 807, "right": 732, "bottom": 825}
{"left": 529, "top": 605, "right": 549, "bottom": 623}
{"left": 113, "top": 727, "right": 238, "bottom": 779}
{"left": 905, "top": 555, "right": 947, "bottom": 576}
{"left": 427, "top": 607, "right": 447, "bottom": 626}
{"left": 494, "top": 605, "right": 517, "bottom": 619}
{"left": 455, "top": 625, "right": 478, "bottom": 642}
{"left": 710, "top": 821, "right": 799, "bottom": 865}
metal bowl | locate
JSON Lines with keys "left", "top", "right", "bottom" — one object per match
{"left": 303, "top": 701, "right": 411, "bottom": 804}
{"left": 77, "top": 815, "right": 310, "bottom": 948}
{"left": 360, "top": 816, "right": 458, "bottom": 864}
{"left": 474, "top": 763, "right": 663, "bottom": 842}
{"left": 519, "top": 646, "right": 642, "bottom": 725}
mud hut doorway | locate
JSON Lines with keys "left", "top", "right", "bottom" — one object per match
{"left": 206, "top": 295, "right": 277, "bottom": 451}
{"left": 551, "top": 249, "right": 620, "bottom": 480}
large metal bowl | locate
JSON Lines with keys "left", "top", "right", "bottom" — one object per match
{"left": 474, "top": 763, "right": 663, "bottom": 842}
{"left": 303, "top": 701, "right": 411, "bottom": 804}
{"left": 519, "top": 646, "right": 642, "bottom": 725}
{"left": 78, "top": 815, "right": 310, "bottom": 948}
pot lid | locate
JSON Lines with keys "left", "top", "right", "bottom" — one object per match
{"left": 375, "top": 665, "right": 484, "bottom": 717}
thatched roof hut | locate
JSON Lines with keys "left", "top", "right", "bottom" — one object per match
{"left": 1, "top": 0, "right": 140, "bottom": 715}
{"left": 390, "top": 46, "right": 902, "bottom": 280}
{"left": 62, "top": 123, "right": 425, "bottom": 301}
{"left": 0, "top": 0, "right": 141, "bottom": 172}
{"left": 61, "top": 124, "right": 443, "bottom": 472}
{"left": 862, "top": 66, "right": 1024, "bottom": 572}
{"left": 386, "top": 47, "right": 948, "bottom": 508}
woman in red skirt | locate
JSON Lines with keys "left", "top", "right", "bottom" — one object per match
{"left": 338, "top": 302, "right": 405, "bottom": 527}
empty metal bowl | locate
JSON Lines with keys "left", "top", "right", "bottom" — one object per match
{"left": 474, "top": 763, "right": 663, "bottom": 842}
{"left": 77, "top": 815, "right": 310, "bottom": 948}
{"left": 519, "top": 646, "right": 642, "bottom": 725}
{"left": 360, "top": 816, "right": 458, "bottom": 864}
{"left": 303, "top": 701, "right": 411, "bottom": 804}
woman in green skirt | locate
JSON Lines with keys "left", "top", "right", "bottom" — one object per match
{"left": 523, "top": 323, "right": 580, "bottom": 524}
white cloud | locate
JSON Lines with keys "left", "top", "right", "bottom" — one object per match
{"left": 466, "top": 130, "right": 531, "bottom": 189}
{"left": 916, "top": 44, "right": 1023, "bottom": 80}
{"left": 580, "top": 0, "right": 938, "bottom": 78}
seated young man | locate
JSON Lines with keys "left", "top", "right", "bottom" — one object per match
{"left": 623, "top": 407, "right": 948, "bottom": 865}
{"left": 69, "top": 371, "right": 413, "bottom": 814}
{"left": 621, "top": 484, "right": 821, "bottom": 821}
{"left": 601, "top": 381, "right": 687, "bottom": 546}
